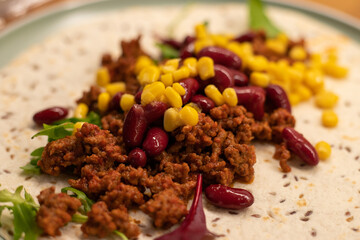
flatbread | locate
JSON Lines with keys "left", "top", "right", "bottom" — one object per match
{"left": 0, "top": 3, "right": 359, "bottom": 239}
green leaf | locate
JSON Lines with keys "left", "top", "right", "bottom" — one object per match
{"left": 156, "top": 43, "right": 180, "bottom": 59}
{"left": 30, "top": 147, "right": 44, "bottom": 157}
{"left": 20, "top": 163, "right": 41, "bottom": 175}
{"left": 248, "top": 0, "right": 281, "bottom": 38}
{"left": 53, "top": 111, "right": 101, "bottom": 127}
{"left": 0, "top": 186, "right": 41, "bottom": 240}
{"left": 61, "top": 187, "right": 94, "bottom": 213}
{"left": 71, "top": 213, "right": 88, "bottom": 223}
{"left": 114, "top": 230, "right": 129, "bottom": 240}
{"left": 31, "top": 122, "right": 74, "bottom": 140}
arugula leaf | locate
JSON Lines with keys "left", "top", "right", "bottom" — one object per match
{"left": 30, "top": 147, "right": 44, "bottom": 157}
{"left": 71, "top": 213, "right": 88, "bottom": 223}
{"left": 31, "top": 122, "right": 74, "bottom": 141}
{"left": 114, "top": 230, "right": 129, "bottom": 240}
{"left": 0, "top": 186, "right": 41, "bottom": 240}
{"left": 54, "top": 111, "right": 101, "bottom": 127}
{"left": 248, "top": 0, "right": 281, "bottom": 38}
{"left": 156, "top": 43, "right": 180, "bottom": 59}
{"left": 21, "top": 147, "right": 44, "bottom": 175}
{"left": 61, "top": 187, "right": 94, "bottom": 213}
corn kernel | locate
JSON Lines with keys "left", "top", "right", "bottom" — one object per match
{"left": 322, "top": 110, "right": 338, "bottom": 128}
{"left": 296, "top": 85, "right": 312, "bottom": 101}
{"left": 141, "top": 81, "right": 166, "bottom": 105}
{"left": 304, "top": 69, "right": 324, "bottom": 93}
{"left": 195, "top": 23, "right": 208, "bottom": 39}
{"left": 288, "top": 68, "right": 303, "bottom": 85}
{"left": 105, "top": 82, "right": 126, "bottom": 97}
{"left": 120, "top": 94, "right": 135, "bottom": 112}
{"left": 315, "top": 90, "right": 338, "bottom": 109}
{"left": 72, "top": 122, "right": 85, "bottom": 135}
{"left": 74, "top": 103, "right": 89, "bottom": 119}
{"left": 247, "top": 55, "right": 269, "bottom": 72}
{"left": 292, "top": 61, "right": 306, "bottom": 73}
{"left": 172, "top": 83, "right": 186, "bottom": 96}
{"left": 266, "top": 39, "right": 286, "bottom": 55}
{"left": 289, "top": 46, "right": 307, "bottom": 61}
{"left": 197, "top": 57, "right": 215, "bottom": 80}
{"left": 161, "top": 58, "right": 180, "bottom": 74}
{"left": 179, "top": 105, "right": 199, "bottom": 126}
{"left": 164, "top": 87, "right": 183, "bottom": 108}
{"left": 222, "top": 88, "right": 238, "bottom": 107}
{"left": 277, "top": 33, "right": 289, "bottom": 45}
{"left": 211, "top": 34, "right": 229, "bottom": 48}
{"left": 98, "top": 92, "right": 111, "bottom": 113}
{"left": 315, "top": 141, "right": 331, "bottom": 160}
{"left": 204, "top": 84, "right": 225, "bottom": 106}
{"left": 96, "top": 67, "right": 110, "bottom": 87}
{"left": 183, "top": 57, "right": 198, "bottom": 77}
{"left": 135, "top": 55, "right": 154, "bottom": 74}
{"left": 164, "top": 108, "right": 182, "bottom": 132}
{"left": 138, "top": 65, "right": 160, "bottom": 85}
{"left": 173, "top": 66, "right": 190, "bottom": 82}
{"left": 194, "top": 39, "right": 213, "bottom": 54}
{"left": 288, "top": 93, "right": 301, "bottom": 106}
{"left": 160, "top": 73, "right": 173, "bottom": 87}
{"left": 323, "top": 61, "right": 348, "bottom": 79}
{"left": 185, "top": 102, "right": 201, "bottom": 113}
{"left": 250, "top": 72, "right": 270, "bottom": 88}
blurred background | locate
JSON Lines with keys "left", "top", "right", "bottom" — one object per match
{"left": 0, "top": 0, "right": 359, "bottom": 31}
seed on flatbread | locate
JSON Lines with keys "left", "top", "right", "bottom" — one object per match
{"left": 251, "top": 214, "right": 261, "bottom": 218}
{"left": 305, "top": 210, "right": 313, "bottom": 217}
{"left": 300, "top": 217, "right": 309, "bottom": 221}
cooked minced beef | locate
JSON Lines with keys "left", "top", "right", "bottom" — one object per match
{"left": 36, "top": 187, "right": 81, "bottom": 236}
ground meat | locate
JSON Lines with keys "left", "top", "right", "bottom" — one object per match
{"left": 224, "top": 144, "right": 256, "bottom": 181}
{"left": 38, "top": 136, "right": 84, "bottom": 176}
{"left": 140, "top": 189, "right": 188, "bottom": 228}
{"left": 251, "top": 120, "right": 272, "bottom": 141}
{"left": 101, "top": 112, "right": 125, "bottom": 137}
{"left": 101, "top": 183, "right": 145, "bottom": 209}
{"left": 36, "top": 187, "right": 81, "bottom": 236}
{"left": 268, "top": 108, "right": 296, "bottom": 142}
{"left": 274, "top": 143, "right": 292, "bottom": 172}
{"left": 116, "top": 164, "right": 149, "bottom": 186}
{"left": 82, "top": 201, "right": 140, "bottom": 239}
{"left": 76, "top": 85, "right": 102, "bottom": 111}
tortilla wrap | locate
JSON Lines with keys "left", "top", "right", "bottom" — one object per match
{"left": 0, "top": 2, "right": 359, "bottom": 239}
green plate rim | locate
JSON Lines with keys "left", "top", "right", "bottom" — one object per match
{"left": 0, "top": 0, "right": 359, "bottom": 68}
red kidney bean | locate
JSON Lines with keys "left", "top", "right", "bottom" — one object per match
{"left": 205, "top": 184, "right": 254, "bottom": 210}
{"left": 142, "top": 127, "right": 169, "bottom": 156}
{"left": 108, "top": 92, "right": 124, "bottom": 111}
{"left": 266, "top": 84, "right": 291, "bottom": 113}
{"left": 33, "top": 107, "right": 68, "bottom": 125}
{"left": 191, "top": 95, "right": 215, "bottom": 113}
{"left": 282, "top": 127, "right": 319, "bottom": 166}
{"left": 198, "top": 46, "right": 242, "bottom": 70}
{"left": 134, "top": 90, "right": 142, "bottom": 104}
{"left": 183, "top": 35, "right": 196, "bottom": 45}
{"left": 211, "top": 64, "right": 235, "bottom": 92}
{"left": 161, "top": 38, "right": 182, "bottom": 50}
{"left": 128, "top": 148, "right": 147, "bottom": 168}
{"left": 231, "top": 69, "right": 249, "bottom": 86}
{"left": 123, "top": 104, "right": 148, "bottom": 148}
{"left": 180, "top": 42, "right": 194, "bottom": 59}
{"left": 233, "top": 86, "right": 265, "bottom": 120}
{"left": 180, "top": 78, "right": 200, "bottom": 104}
{"left": 233, "top": 32, "right": 256, "bottom": 43}
{"left": 143, "top": 101, "right": 168, "bottom": 124}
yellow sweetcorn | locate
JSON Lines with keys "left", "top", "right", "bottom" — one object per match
{"left": 96, "top": 67, "right": 110, "bottom": 87}
{"left": 277, "top": 33, "right": 289, "bottom": 45}
{"left": 74, "top": 103, "right": 89, "bottom": 118}
{"left": 204, "top": 84, "right": 225, "bottom": 106}
{"left": 289, "top": 46, "right": 307, "bottom": 61}
{"left": 135, "top": 55, "right": 154, "bottom": 74}
{"left": 292, "top": 61, "right": 307, "bottom": 73}
{"left": 266, "top": 39, "right": 287, "bottom": 55}
{"left": 161, "top": 58, "right": 180, "bottom": 74}
{"left": 197, "top": 57, "right": 215, "bottom": 80}
{"left": 72, "top": 122, "right": 85, "bottom": 135}
{"left": 195, "top": 23, "right": 208, "bottom": 39}
{"left": 105, "top": 82, "right": 126, "bottom": 97}
{"left": 211, "top": 34, "right": 229, "bottom": 48}
{"left": 250, "top": 72, "right": 270, "bottom": 88}
{"left": 222, "top": 88, "right": 238, "bottom": 107}
{"left": 160, "top": 73, "right": 173, "bottom": 87}
{"left": 141, "top": 81, "right": 166, "bottom": 105}
{"left": 315, "top": 141, "right": 332, "bottom": 160}
{"left": 164, "top": 87, "right": 183, "bottom": 108}
{"left": 183, "top": 57, "right": 198, "bottom": 77}
{"left": 185, "top": 102, "right": 201, "bottom": 113}
{"left": 288, "top": 68, "right": 303, "bottom": 85}
{"left": 247, "top": 55, "right": 269, "bottom": 72}
{"left": 172, "top": 83, "right": 186, "bottom": 96}
{"left": 304, "top": 69, "right": 324, "bottom": 93}
{"left": 120, "top": 94, "right": 135, "bottom": 112}
{"left": 309, "top": 53, "right": 323, "bottom": 69}
{"left": 138, "top": 65, "right": 160, "bottom": 85}
{"left": 164, "top": 108, "right": 182, "bottom": 132}
{"left": 179, "top": 105, "right": 199, "bottom": 126}
{"left": 173, "top": 66, "right": 190, "bottom": 82}
{"left": 322, "top": 61, "right": 348, "bottom": 79}
{"left": 194, "top": 39, "right": 213, "bottom": 54}
{"left": 315, "top": 90, "right": 338, "bottom": 109}
{"left": 288, "top": 93, "right": 301, "bottom": 106}
{"left": 98, "top": 92, "right": 111, "bottom": 113}
{"left": 296, "top": 85, "right": 312, "bottom": 101}
{"left": 322, "top": 110, "right": 338, "bottom": 128}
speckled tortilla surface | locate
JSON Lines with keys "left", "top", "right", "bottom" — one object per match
{"left": 0, "top": 3, "right": 359, "bottom": 240}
